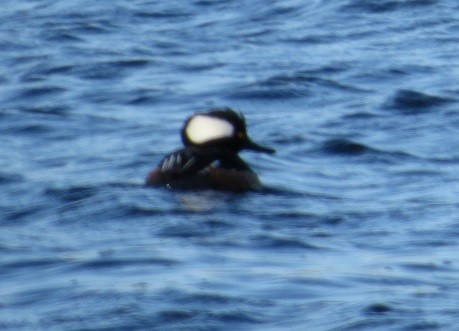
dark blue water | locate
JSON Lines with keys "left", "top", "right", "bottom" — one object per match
{"left": 1, "top": 0, "right": 459, "bottom": 330}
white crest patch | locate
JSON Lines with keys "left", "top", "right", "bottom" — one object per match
{"left": 186, "top": 115, "right": 234, "bottom": 144}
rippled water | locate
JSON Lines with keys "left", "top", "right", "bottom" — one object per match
{"left": 1, "top": 0, "right": 459, "bottom": 330}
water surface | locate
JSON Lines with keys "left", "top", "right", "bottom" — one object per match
{"left": 1, "top": 0, "right": 459, "bottom": 330}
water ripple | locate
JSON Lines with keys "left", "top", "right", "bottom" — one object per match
{"left": 45, "top": 185, "right": 99, "bottom": 204}
{"left": 385, "top": 89, "right": 455, "bottom": 114}
{"left": 250, "top": 233, "right": 323, "bottom": 250}
{"left": 228, "top": 71, "right": 368, "bottom": 100}
{"left": 75, "top": 257, "right": 179, "bottom": 270}
{"left": 343, "top": 0, "right": 439, "bottom": 14}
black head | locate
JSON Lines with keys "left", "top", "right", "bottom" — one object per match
{"left": 181, "top": 107, "right": 275, "bottom": 154}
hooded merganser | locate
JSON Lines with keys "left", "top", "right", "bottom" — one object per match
{"left": 146, "top": 107, "right": 275, "bottom": 192}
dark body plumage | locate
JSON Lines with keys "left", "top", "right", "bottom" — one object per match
{"left": 146, "top": 108, "right": 274, "bottom": 192}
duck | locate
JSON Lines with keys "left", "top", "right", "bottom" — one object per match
{"left": 146, "top": 107, "right": 275, "bottom": 192}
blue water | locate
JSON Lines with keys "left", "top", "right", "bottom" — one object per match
{"left": 1, "top": 0, "right": 459, "bottom": 330}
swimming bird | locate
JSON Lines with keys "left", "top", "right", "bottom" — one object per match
{"left": 146, "top": 107, "right": 275, "bottom": 192}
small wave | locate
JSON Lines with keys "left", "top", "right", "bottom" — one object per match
{"left": 36, "top": 64, "right": 74, "bottom": 76}
{"left": 45, "top": 185, "right": 99, "bottom": 204}
{"left": 0, "top": 171, "right": 23, "bottom": 184}
{"left": 19, "top": 105, "right": 70, "bottom": 116}
{"left": 319, "top": 138, "right": 423, "bottom": 164}
{"left": 176, "top": 61, "right": 224, "bottom": 73}
{"left": 76, "top": 22, "right": 113, "bottom": 35}
{"left": 123, "top": 204, "right": 172, "bottom": 217}
{"left": 155, "top": 310, "right": 195, "bottom": 324}
{"left": 126, "top": 94, "right": 158, "bottom": 105}
{"left": 385, "top": 89, "right": 455, "bottom": 114}
{"left": 177, "top": 292, "right": 235, "bottom": 305}
{"left": 76, "top": 257, "right": 178, "bottom": 270}
{"left": 211, "top": 310, "right": 263, "bottom": 324}
{"left": 158, "top": 224, "right": 215, "bottom": 240}
{"left": 343, "top": 0, "right": 438, "bottom": 14}
{"left": 283, "top": 33, "right": 339, "bottom": 45}
{"left": 108, "top": 59, "right": 151, "bottom": 68}
{"left": 364, "top": 303, "right": 393, "bottom": 314}
{"left": 14, "top": 85, "right": 67, "bottom": 99}
{"left": 74, "top": 59, "right": 151, "bottom": 80}
{"left": 2, "top": 257, "right": 69, "bottom": 270}
{"left": 155, "top": 308, "right": 261, "bottom": 328}
{"left": 228, "top": 71, "right": 366, "bottom": 100}
{"left": 4, "top": 123, "right": 53, "bottom": 135}
{"left": 2, "top": 205, "right": 44, "bottom": 224}
{"left": 400, "top": 261, "right": 452, "bottom": 272}
{"left": 342, "top": 111, "right": 380, "bottom": 120}
{"left": 270, "top": 134, "right": 308, "bottom": 145}
{"left": 46, "top": 30, "right": 84, "bottom": 43}
{"left": 251, "top": 233, "right": 321, "bottom": 250}
{"left": 227, "top": 77, "right": 306, "bottom": 100}
{"left": 152, "top": 288, "right": 265, "bottom": 327}
{"left": 134, "top": 9, "right": 192, "bottom": 20}
{"left": 42, "top": 19, "right": 114, "bottom": 43}
{"left": 322, "top": 139, "right": 372, "bottom": 156}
